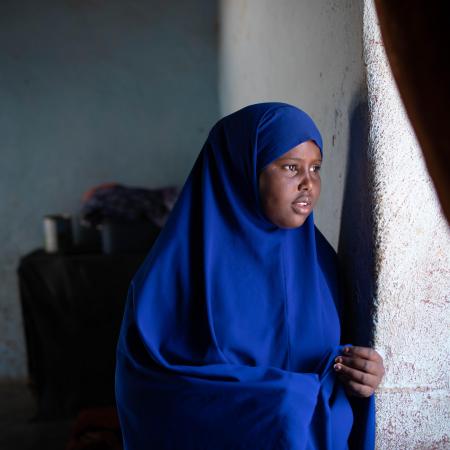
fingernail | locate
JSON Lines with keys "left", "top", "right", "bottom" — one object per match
{"left": 335, "top": 357, "right": 342, "bottom": 363}
{"left": 344, "top": 347, "right": 350, "bottom": 354}
{"left": 333, "top": 364, "right": 341, "bottom": 371}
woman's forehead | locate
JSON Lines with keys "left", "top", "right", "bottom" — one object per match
{"left": 275, "top": 141, "right": 322, "bottom": 162}
{"left": 253, "top": 109, "right": 323, "bottom": 172}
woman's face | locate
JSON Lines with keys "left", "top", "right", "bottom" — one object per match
{"left": 258, "top": 140, "right": 322, "bottom": 228}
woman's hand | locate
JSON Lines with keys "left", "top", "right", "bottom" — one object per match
{"left": 333, "top": 346, "right": 385, "bottom": 398}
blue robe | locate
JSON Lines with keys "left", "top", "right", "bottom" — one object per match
{"left": 115, "top": 103, "right": 375, "bottom": 449}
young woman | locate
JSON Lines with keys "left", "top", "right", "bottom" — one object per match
{"left": 115, "top": 103, "right": 384, "bottom": 449}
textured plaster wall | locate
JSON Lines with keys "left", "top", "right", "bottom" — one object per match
{"left": 0, "top": 0, "right": 219, "bottom": 379}
{"left": 219, "top": 0, "right": 366, "bottom": 249}
{"left": 363, "top": 1, "right": 450, "bottom": 448}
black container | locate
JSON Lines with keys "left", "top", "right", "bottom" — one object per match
{"left": 71, "top": 215, "right": 102, "bottom": 253}
{"left": 100, "top": 221, "right": 160, "bottom": 255}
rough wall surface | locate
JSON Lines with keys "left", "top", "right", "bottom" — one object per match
{"left": 219, "top": 0, "right": 366, "bottom": 249}
{"left": 0, "top": 0, "right": 219, "bottom": 379}
{"left": 364, "top": 1, "right": 450, "bottom": 448}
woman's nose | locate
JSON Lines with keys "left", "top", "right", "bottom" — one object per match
{"left": 297, "top": 171, "right": 312, "bottom": 191}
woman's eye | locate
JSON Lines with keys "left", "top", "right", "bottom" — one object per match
{"left": 311, "top": 165, "right": 321, "bottom": 173}
{"left": 284, "top": 164, "right": 297, "bottom": 173}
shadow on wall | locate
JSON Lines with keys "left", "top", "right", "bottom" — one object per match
{"left": 0, "top": 0, "right": 221, "bottom": 381}
{"left": 338, "top": 92, "right": 375, "bottom": 347}
{"left": 1, "top": 0, "right": 221, "bottom": 447}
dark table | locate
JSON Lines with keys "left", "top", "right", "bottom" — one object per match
{"left": 17, "top": 249, "right": 148, "bottom": 420}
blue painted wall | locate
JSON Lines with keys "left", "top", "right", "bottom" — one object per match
{"left": 0, "top": 0, "right": 219, "bottom": 378}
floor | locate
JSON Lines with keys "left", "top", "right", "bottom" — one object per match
{"left": 0, "top": 382, "right": 72, "bottom": 450}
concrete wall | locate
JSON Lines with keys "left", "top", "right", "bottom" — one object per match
{"left": 219, "top": 0, "right": 366, "bottom": 249}
{"left": 363, "top": 1, "right": 450, "bottom": 447}
{"left": 0, "top": 0, "right": 219, "bottom": 379}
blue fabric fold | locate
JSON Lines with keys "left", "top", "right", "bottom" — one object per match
{"left": 115, "top": 103, "right": 375, "bottom": 449}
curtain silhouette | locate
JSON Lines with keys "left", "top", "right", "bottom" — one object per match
{"left": 374, "top": 0, "right": 450, "bottom": 225}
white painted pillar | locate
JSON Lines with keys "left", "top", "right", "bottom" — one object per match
{"left": 363, "top": 1, "right": 450, "bottom": 448}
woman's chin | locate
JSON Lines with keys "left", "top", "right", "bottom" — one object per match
{"left": 276, "top": 214, "right": 310, "bottom": 229}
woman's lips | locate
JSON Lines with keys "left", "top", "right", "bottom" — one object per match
{"left": 292, "top": 198, "right": 312, "bottom": 214}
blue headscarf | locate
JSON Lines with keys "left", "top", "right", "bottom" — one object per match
{"left": 115, "top": 103, "right": 375, "bottom": 449}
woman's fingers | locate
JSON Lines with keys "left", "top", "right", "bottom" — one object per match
{"left": 333, "top": 361, "right": 379, "bottom": 388}
{"left": 341, "top": 379, "right": 375, "bottom": 398}
{"left": 340, "top": 346, "right": 385, "bottom": 378}
{"left": 343, "top": 346, "right": 383, "bottom": 363}
{"left": 335, "top": 355, "right": 383, "bottom": 377}
{"left": 334, "top": 346, "right": 385, "bottom": 397}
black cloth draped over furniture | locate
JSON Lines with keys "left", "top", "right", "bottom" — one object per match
{"left": 17, "top": 249, "right": 147, "bottom": 420}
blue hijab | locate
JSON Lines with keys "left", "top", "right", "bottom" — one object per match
{"left": 115, "top": 103, "right": 375, "bottom": 449}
